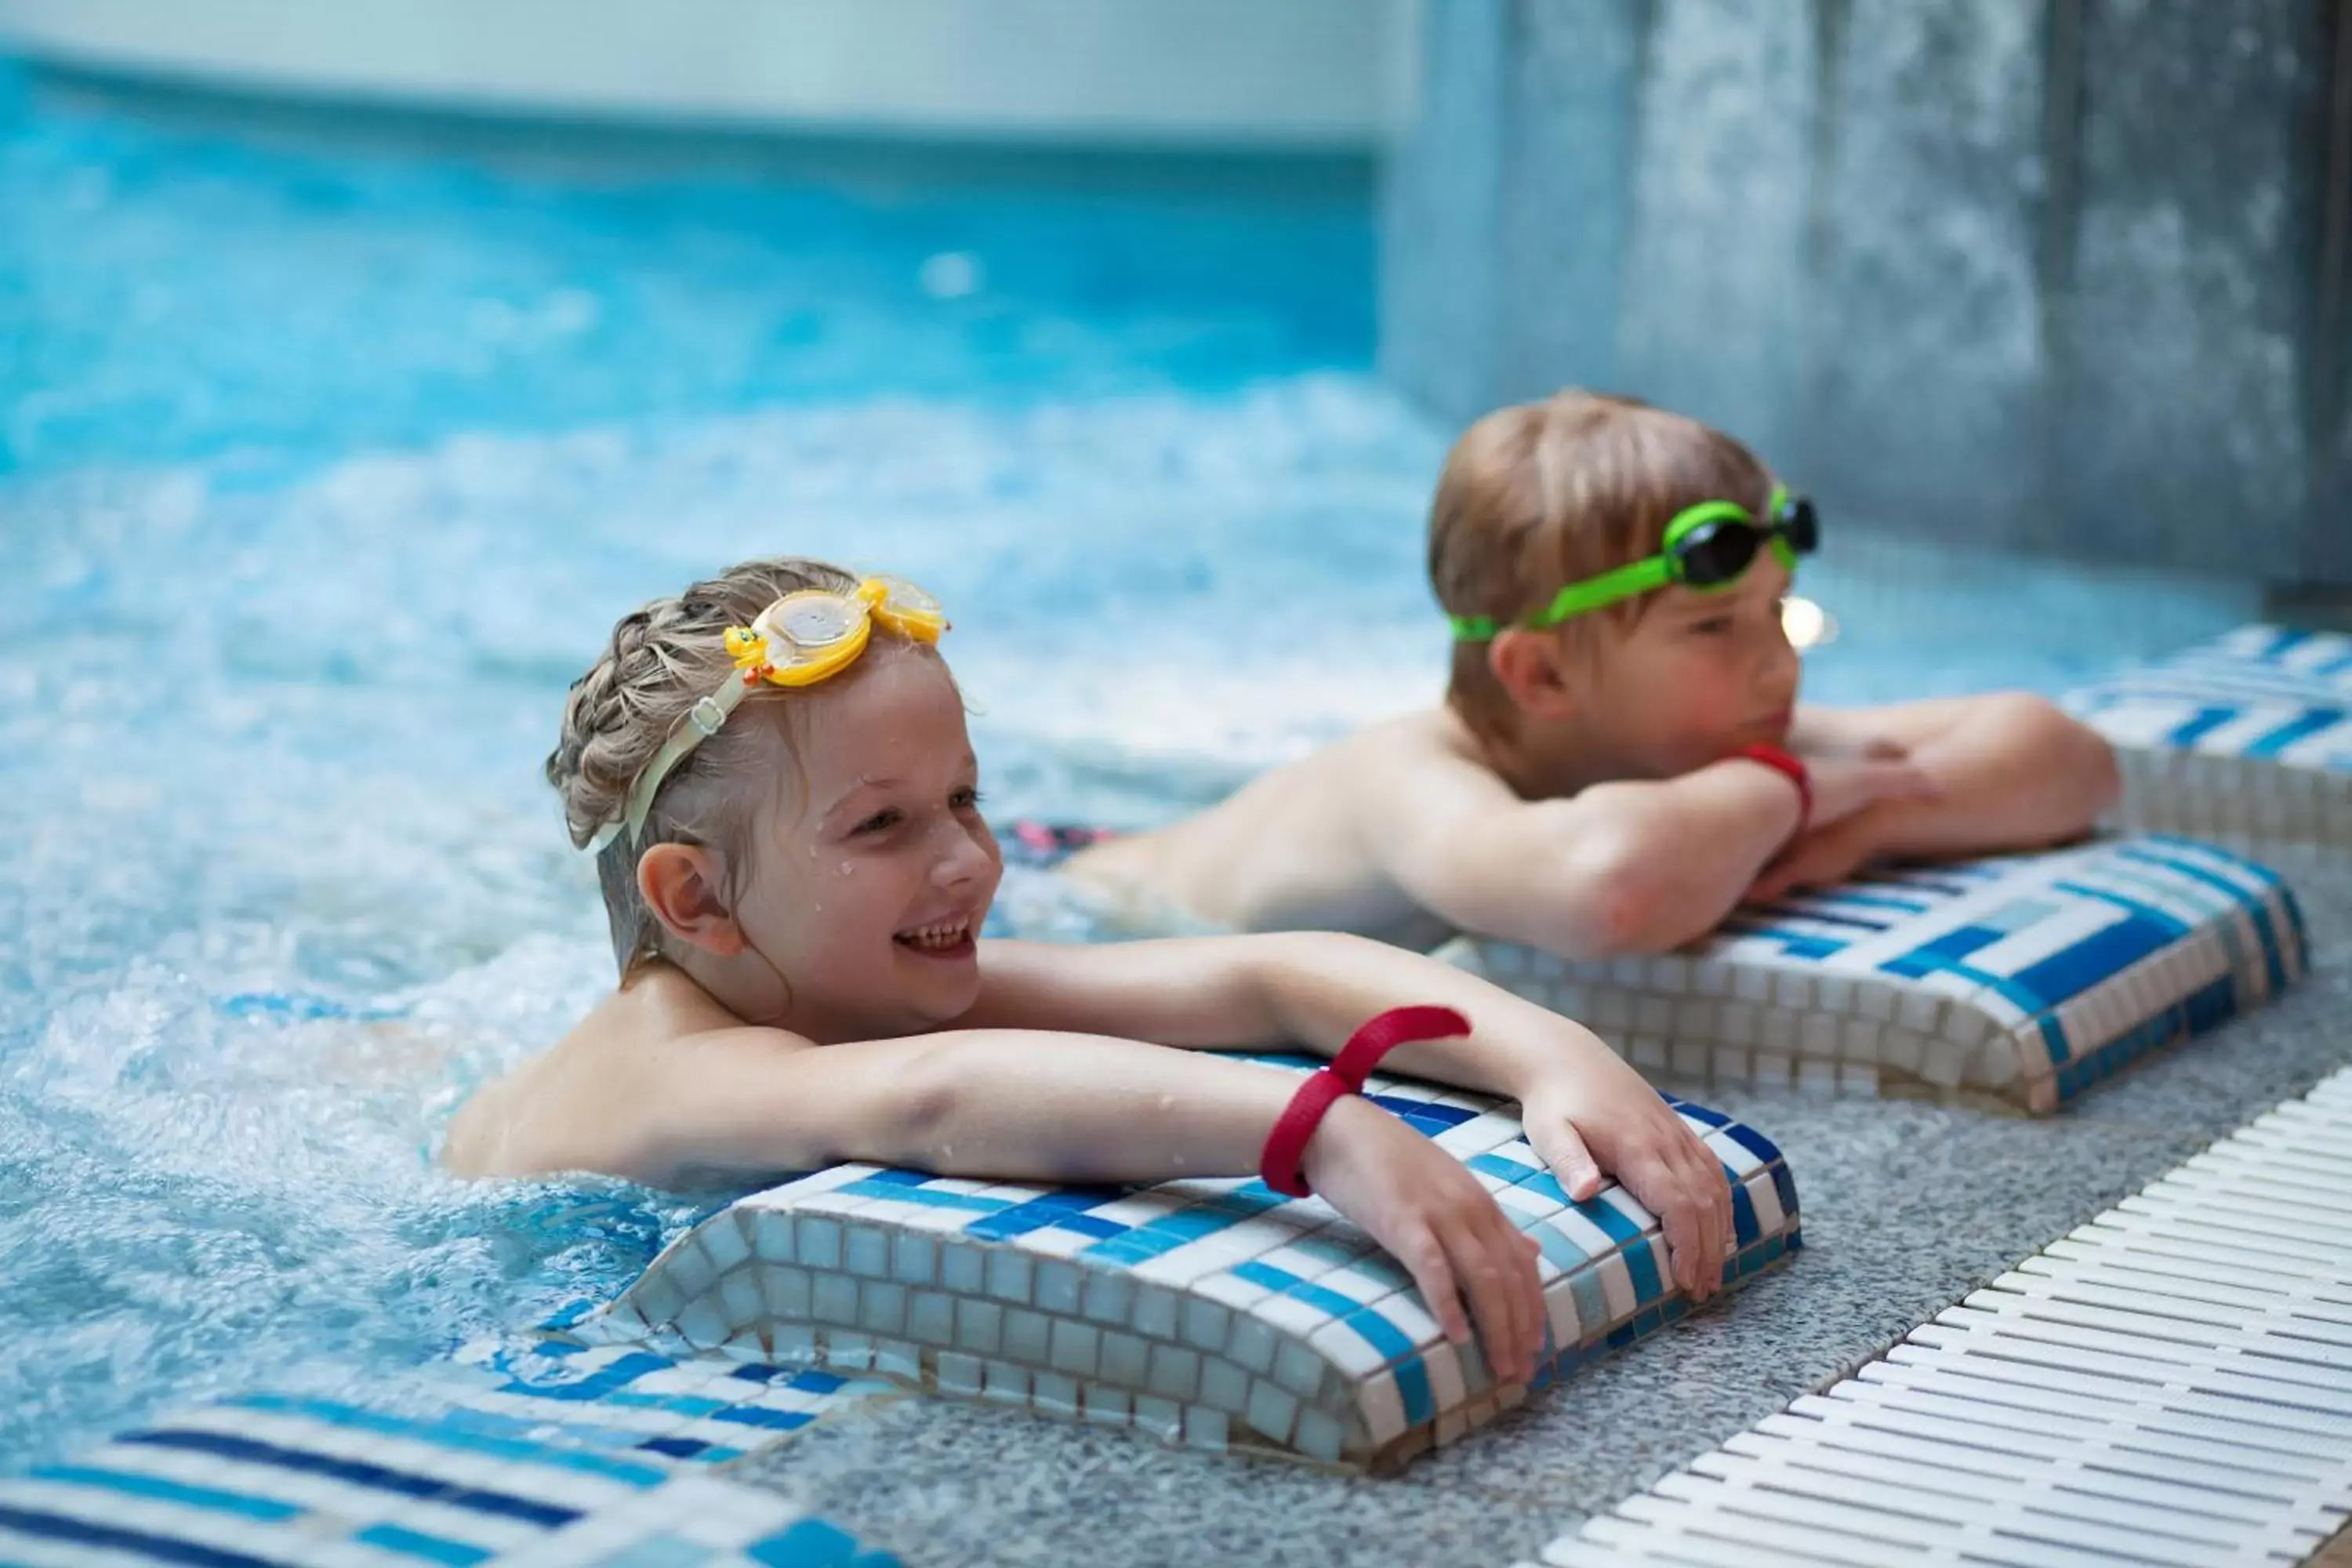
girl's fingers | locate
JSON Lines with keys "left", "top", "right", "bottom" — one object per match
{"left": 1515, "top": 1225, "right": 1545, "bottom": 1377}
{"left": 1643, "top": 1158, "right": 1709, "bottom": 1300}
{"left": 1454, "top": 1239, "right": 1519, "bottom": 1377}
{"left": 1465, "top": 1221, "right": 1536, "bottom": 1384}
{"left": 1402, "top": 1227, "right": 1468, "bottom": 1345}
{"left": 1537, "top": 1121, "right": 1604, "bottom": 1202}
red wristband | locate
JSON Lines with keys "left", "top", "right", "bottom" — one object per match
{"left": 1259, "top": 1004, "right": 1470, "bottom": 1198}
{"left": 1731, "top": 742, "right": 1811, "bottom": 836}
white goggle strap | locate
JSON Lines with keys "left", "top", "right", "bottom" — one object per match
{"left": 584, "top": 678, "right": 751, "bottom": 854}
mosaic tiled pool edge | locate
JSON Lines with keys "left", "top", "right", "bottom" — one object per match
{"left": 566, "top": 1080, "right": 1802, "bottom": 1474}
{"left": 1524, "top": 1060, "right": 2352, "bottom": 1568}
{"left": 1446, "top": 833, "right": 2305, "bottom": 1115}
{"left": 2067, "top": 622, "right": 2352, "bottom": 848}
{"left": 0, "top": 1339, "right": 900, "bottom": 1566}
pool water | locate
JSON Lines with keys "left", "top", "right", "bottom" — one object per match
{"left": 0, "top": 66, "right": 2259, "bottom": 1472}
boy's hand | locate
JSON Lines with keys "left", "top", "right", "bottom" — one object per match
{"left": 1746, "top": 811, "right": 1882, "bottom": 903}
{"left": 1515, "top": 1058, "right": 1734, "bottom": 1304}
{"left": 1302, "top": 1095, "right": 1546, "bottom": 1385}
{"left": 1802, "top": 738, "right": 1939, "bottom": 830}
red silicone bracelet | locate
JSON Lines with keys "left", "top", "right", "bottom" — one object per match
{"left": 1732, "top": 742, "right": 1812, "bottom": 836}
{"left": 1260, "top": 1004, "right": 1471, "bottom": 1198}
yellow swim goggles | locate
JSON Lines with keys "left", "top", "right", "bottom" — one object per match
{"left": 590, "top": 575, "right": 946, "bottom": 851}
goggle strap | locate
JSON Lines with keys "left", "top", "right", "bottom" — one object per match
{"left": 1530, "top": 555, "right": 1673, "bottom": 627}
{"left": 1448, "top": 487, "right": 1813, "bottom": 642}
{"left": 606, "top": 674, "right": 754, "bottom": 848}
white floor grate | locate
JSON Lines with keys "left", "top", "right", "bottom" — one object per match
{"left": 1530, "top": 1066, "right": 2352, "bottom": 1567}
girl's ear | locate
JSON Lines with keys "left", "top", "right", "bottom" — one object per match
{"left": 1487, "top": 626, "right": 1582, "bottom": 723}
{"left": 637, "top": 843, "right": 746, "bottom": 956}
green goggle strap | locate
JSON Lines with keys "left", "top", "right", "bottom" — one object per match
{"left": 1447, "top": 485, "right": 1796, "bottom": 641}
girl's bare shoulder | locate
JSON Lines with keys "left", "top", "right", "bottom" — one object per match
{"left": 441, "top": 964, "right": 757, "bottom": 1179}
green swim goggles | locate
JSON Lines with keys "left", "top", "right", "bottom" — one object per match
{"left": 1449, "top": 485, "right": 1820, "bottom": 641}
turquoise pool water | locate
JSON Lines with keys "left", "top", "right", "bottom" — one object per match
{"left": 0, "top": 65, "right": 2259, "bottom": 1472}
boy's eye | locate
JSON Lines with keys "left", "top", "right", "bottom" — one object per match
{"left": 951, "top": 786, "right": 984, "bottom": 811}
{"left": 1690, "top": 615, "right": 1735, "bottom": 636}
{"left": 855, "top": 808, "right": 902, "bottom": 835}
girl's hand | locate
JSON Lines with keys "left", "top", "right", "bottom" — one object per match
{"left": 1301, "top": 1095, "right": 1546, "bottom": 1385}
{"left": 1515, "top": 1052, "right": 1735, "bottom": 1303}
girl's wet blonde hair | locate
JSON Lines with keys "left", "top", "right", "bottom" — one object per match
{"left": 549, "top": 556, "right": 934, "bottom": 978}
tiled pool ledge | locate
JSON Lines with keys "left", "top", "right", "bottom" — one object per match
{"left": 561, "top": 1075, "right": 1802, "bottom": 1472}
{"left": 694, "top": 848, "right": 2352, "bottom": 1566}
{"left": 2066, "top": 623, "right": 2352, "bottom": 848}
{"left": 0, "top": 1341, "right": 899, "bottom": 1566}
{"left": 1446, "top": 833, "right": 2305, "bottom": 1114}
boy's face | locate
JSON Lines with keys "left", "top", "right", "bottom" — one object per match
{"left": 731, "top": 652, "right": 1004, "bottom": 1041}
{"left": 1563, "top": 553, "right": 1802, "bottom": 779}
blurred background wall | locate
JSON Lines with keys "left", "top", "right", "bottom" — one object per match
{"left": 1384, "top": 0, "right": 2352, "bottom": 594}
{"left": 0, "top": 0, "right": 1411, "bottom": 148}
{"left": 2, "top": 0, "right": 2343, "bottom": 592}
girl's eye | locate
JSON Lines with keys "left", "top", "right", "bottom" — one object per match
{"left": 855, "top": 808, "right": 902, "bottom": 835}
{"left": 1691, "top": 615, "right": 1735, "bottom": 636}
{"left": 951, "top": 786, "right": 984, "bottom": 811}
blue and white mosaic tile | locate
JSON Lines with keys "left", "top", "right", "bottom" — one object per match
{"left": 2063, "top": 622, "right": 2352, "bottom": 845}
{"left": 1444, "top": 834, "right": 2304, "bottom": 1114}
{"left": 568, "top": 1076, "right": 1801, "bottom": 1472}
{"left": 0, "top": 1343, "right": 896, "bottom": 1566}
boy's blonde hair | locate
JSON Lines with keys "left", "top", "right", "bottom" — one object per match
{"left": 548, "top": 557, "right": 936, "bottom": 978}
{"left": 1428, "top": 390, "right": 1773, "bottom": 744}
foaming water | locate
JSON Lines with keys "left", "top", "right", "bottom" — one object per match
{"left": 0, "top": 383, "right": 1448, "bottom": 1468}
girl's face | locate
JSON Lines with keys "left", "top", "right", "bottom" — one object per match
{"left": 730, "top": 649, "right": 1002, "bottom": 1041}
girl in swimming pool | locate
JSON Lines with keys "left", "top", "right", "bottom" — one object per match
{"left": 444, "top": 557, "right": 1733, "bottom": 1382}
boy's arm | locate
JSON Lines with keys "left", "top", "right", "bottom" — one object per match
{"left": 1802, "top": 693, "right": 2118, "bottom": 857}
{"left": 971, "top": 932, "right": 1734, "bottom": 1301}
{"left": 1359, "top": 746, "right": 1806, "bottom": 958}
{"left": 1755, "top": 694, "right": 2119, "bottom": 899}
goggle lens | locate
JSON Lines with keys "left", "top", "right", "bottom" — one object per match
{"left": 764, "top": 593, "right": 866, "bottom": 666}
{"left": 870, "top": 575, "right": 941, "bottom": 619}
{"left": 1674, "top": 520, "right": 1767, "bottom": 589}
{"left": 1780, "top": 495, "right": 1820, "bottom": 554}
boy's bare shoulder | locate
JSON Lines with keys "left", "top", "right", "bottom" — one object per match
{"left": 1324, "top": 706, "right": 1491, "bottom": 774}
{"left": 1316, "top": 706, "right": 1512, "bottom": 808}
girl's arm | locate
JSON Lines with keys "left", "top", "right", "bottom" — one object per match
{"left": 969, "top": 931, "right": 1734, "bottom": 1301}
{"left": 630, "top": 1022, "right": 1548, "bottom": 1381}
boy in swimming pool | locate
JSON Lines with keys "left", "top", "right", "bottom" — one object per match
{"left": 1064, "top": 390, "right": 2121, "bottom": 956}
{"left": 444, "top": 557, "right": 1736, "bottom": 1381}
